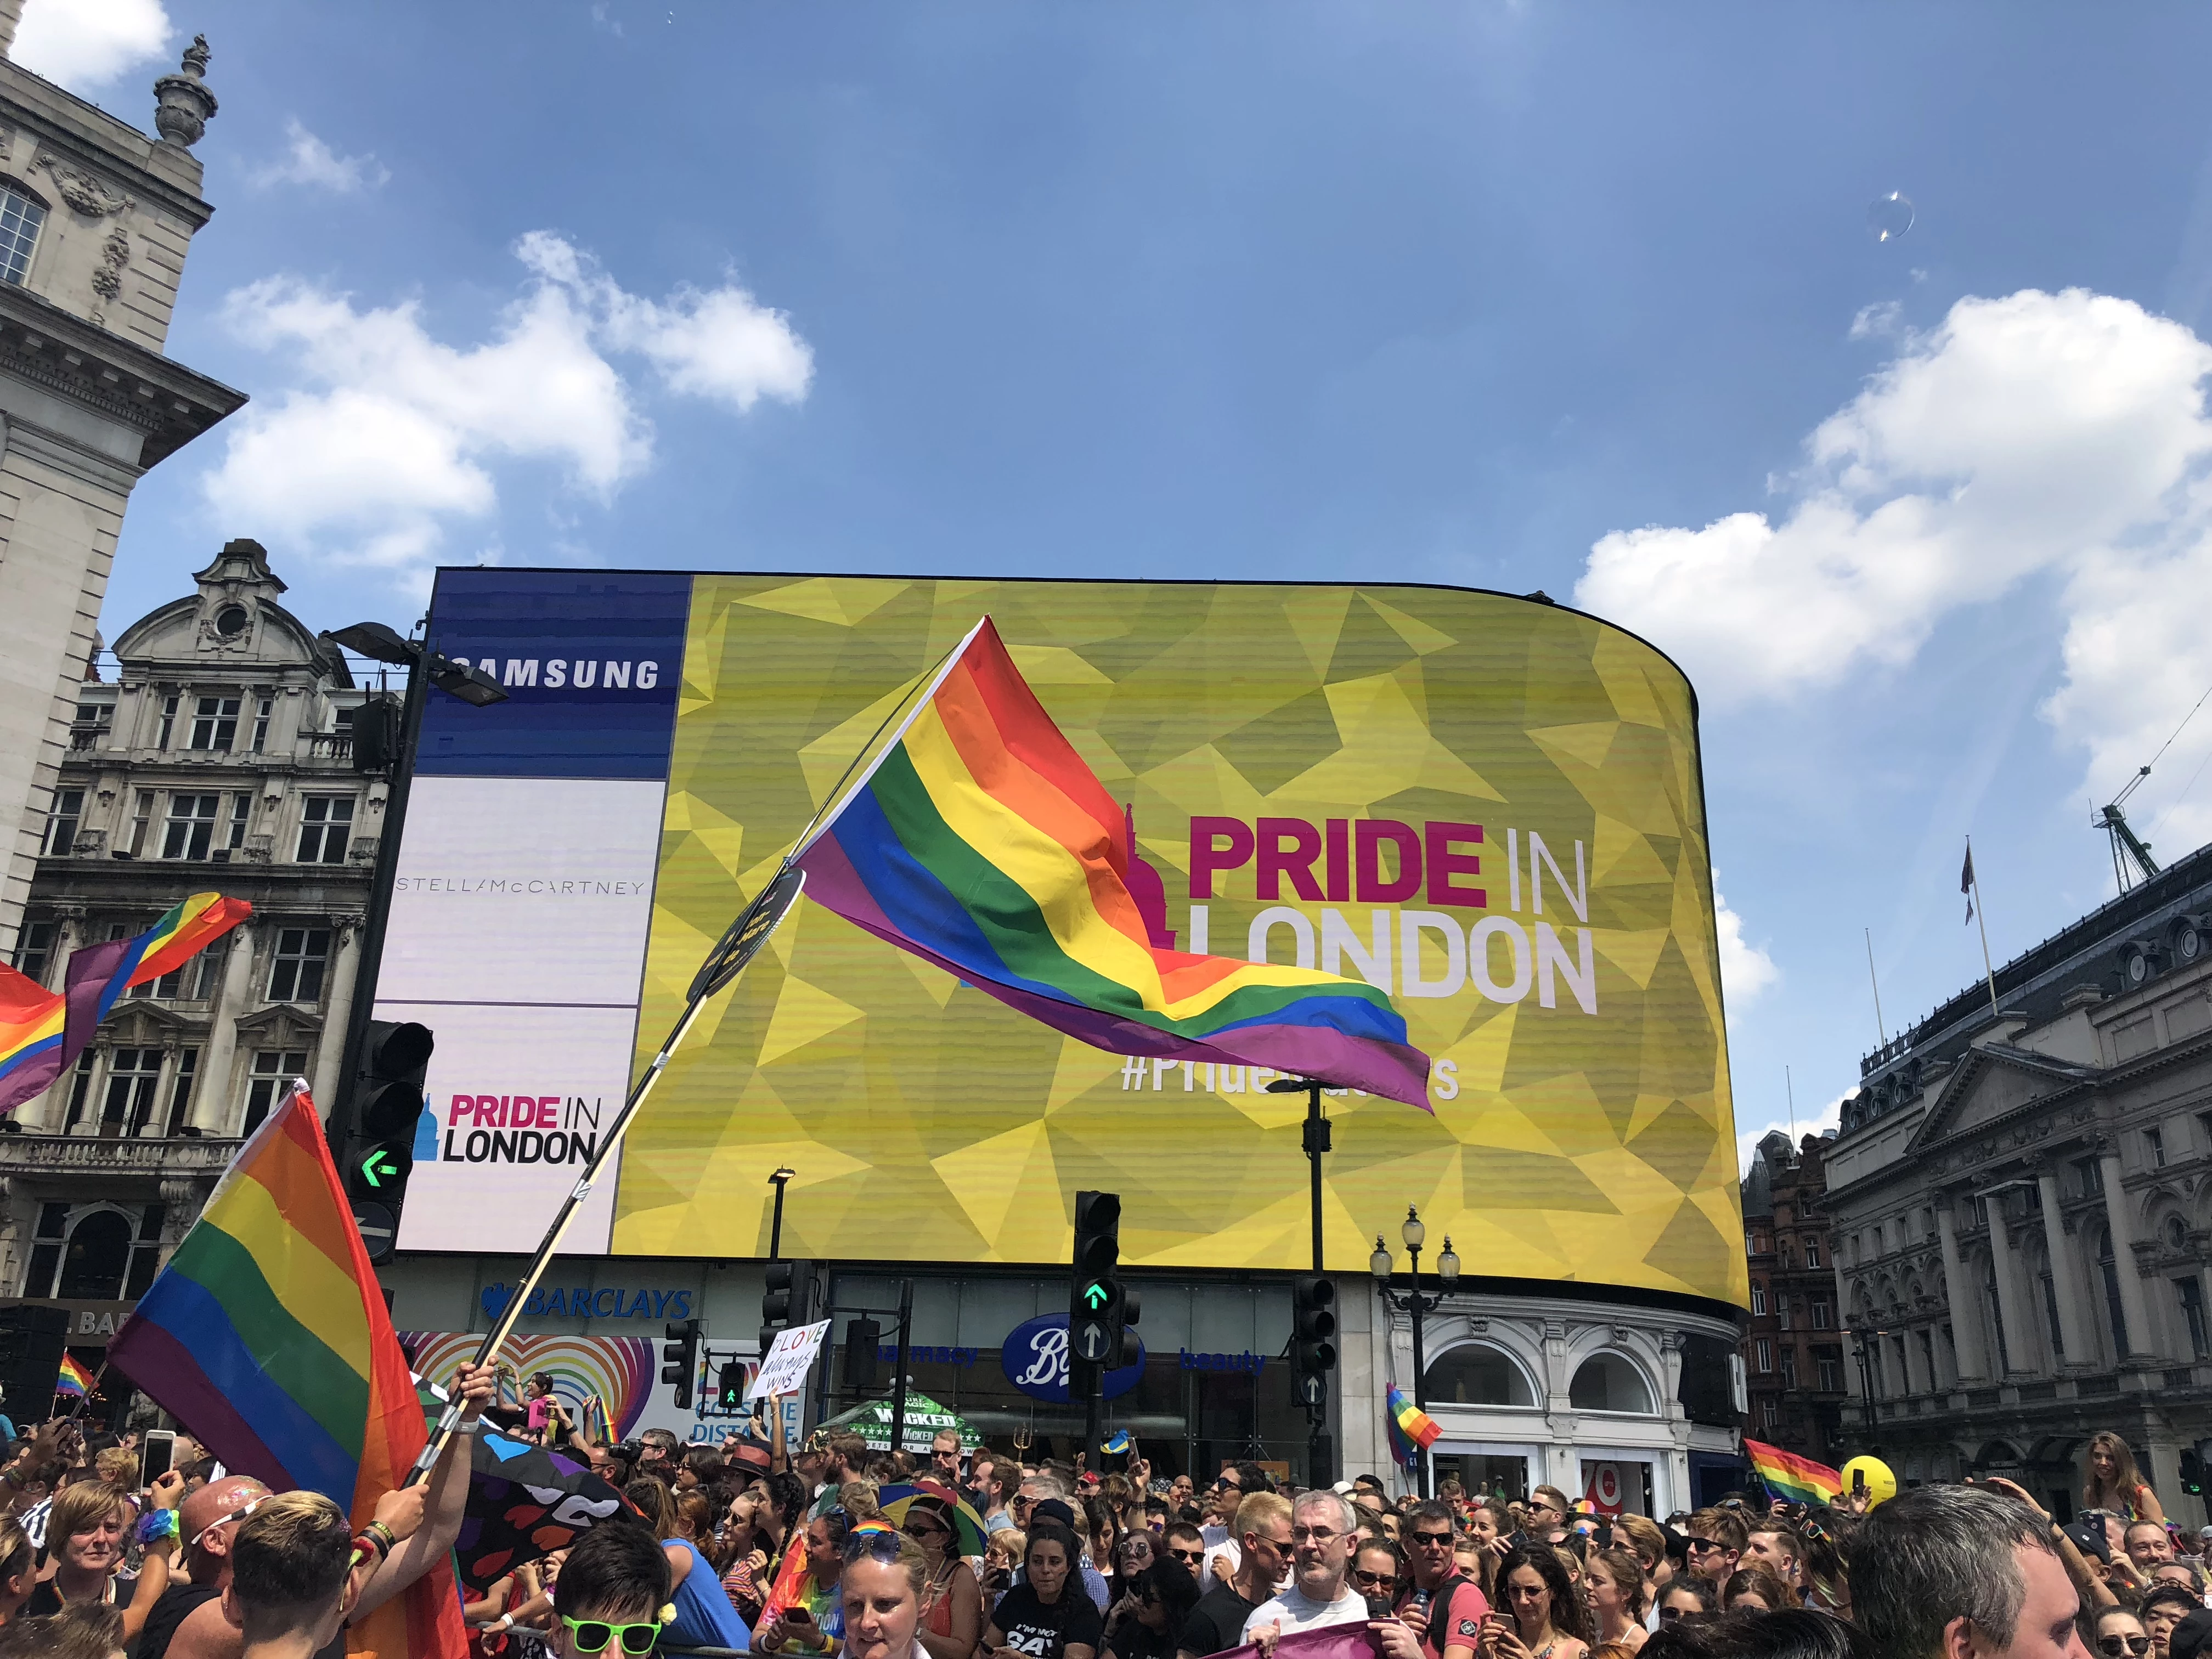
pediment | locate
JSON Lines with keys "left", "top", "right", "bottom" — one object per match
{"left": 101, "top": 1001, "right": 194, "bottom": 1043}
{"left": 232, "top": 1006, "right": 323, "bottom": 1047}
{"left": 1911, "top": 1045, "right": 2098, "bottom": 1150}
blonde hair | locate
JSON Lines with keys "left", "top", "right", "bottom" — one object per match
{"left": 45, "top": 1481, "right": 128, "bottom": 1556}
{"left": 1612, "top": 1514, "right": 1664, "bottom": 1570}
{"left": 93, "top": 1448, "right": 138, "bottom": 1490}
{"left": 231, "top": 1490, "right": 353, "bottom": 1642}
{"left": 839, "top": 1480, "right": 881, "bottom": 1521}
{"left": 1233, "top": 1491, "right": 1293, "bottom": 1541}
{"left": 989, "top": 1528, "right": 1026, "bottom": 1563}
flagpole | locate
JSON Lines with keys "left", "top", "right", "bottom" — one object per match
{"left": 1863, "top": 930, "right": 1887, "bottom": 1047}
{"left": 1968, "top": 836, "right": 2000, "bottom": 1016}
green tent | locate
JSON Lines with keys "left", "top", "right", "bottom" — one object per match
{"left": 817, "top": 1391, "right": 975, "bottom": 1451}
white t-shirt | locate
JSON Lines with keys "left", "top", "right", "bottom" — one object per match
{"left": 1201, "top": 1525, "right": 1244, "bottom": 1594}
{"left": 1240, "top": 1585, "right": 1369, "bottom": 1641}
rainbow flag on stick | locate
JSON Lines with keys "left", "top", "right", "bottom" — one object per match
{"left": 792, "top": 619, "right": 1431, "bottom": 1106}
{"left": 54, "top": 1353, "right": 94, "bottom": 1400}
{"left": 1743, "top": 1437, "right": 1842, "bottom": 1505}
{"left": 0, "top": 893, "right": 250, "bottom": 1114}
{"left": 110, "top": 1082, "right": 466, "bottom": 1657}
{"left": 1386, "top": 1385, "right": 1441, "bottom": 1470}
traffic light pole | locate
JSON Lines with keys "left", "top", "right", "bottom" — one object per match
{"left": 1302, "top": 1081, "right": 1333, "bottom": 1486}
{"left": 889, "top": 1278, "right": 912, "bottom": 1455}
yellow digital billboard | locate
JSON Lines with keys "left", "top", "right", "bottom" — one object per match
{"left": 610, "top": 576, "right": 1745, "bottom": 1307}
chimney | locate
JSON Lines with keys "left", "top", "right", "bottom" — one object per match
{"left": 0, "top": 0, "right": 24, "bottom": 61}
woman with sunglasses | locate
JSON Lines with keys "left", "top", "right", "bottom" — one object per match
{"left": 1581, "top": 1549, "right": 1646, "bottom": 1658}
{"left": 1653, "top": 1581, "right": 1712, "bottom": 1624}
{"left": 905, "top": 1490, "right": 984, "bottom": 1659}
{"left": 2094, "top": 1606, "right": 2155, "bottom": 1659}
{"left": 1718, "top": 1565, "right": 1790, "bottom": 1615}
{"left": 723, "top": 1493, "right": 779, "bottom": 1626}
{"left": 1479, "top": 1547, "right": 1589, "bottom": 1659}
{"left": 1352, "top": 1542, "right": 1404, "bottom": 1615}
{"left": 1109, "top": 1559, "right": 1201, "bottom": 1659}
{"left": 844, "top": 1528, "right": 933, "bottom": 1659}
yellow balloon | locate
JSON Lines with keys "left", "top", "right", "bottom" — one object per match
{"left": 1838, "top": 1455, "right": 1898, "bottom": 1508}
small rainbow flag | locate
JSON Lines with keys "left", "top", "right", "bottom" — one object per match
{"left": 1386, "top": 1385, "right": 1441, "bottom": 1469}
{"left": 1744, "top": 1437, "right": 1842, "bottom": 1505}
{"left": 792, "top": 619, "right": 1431, "bottom": 1105}
{"left": 54, "top": 1353, "right": 94, "bottom": 1400}
{"left": 110, "top": 1082, "right": 465, "bottom": 1658}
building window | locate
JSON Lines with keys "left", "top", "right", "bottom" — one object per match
{"left": 2041, "top": 1271, "right": 2063, "bottom": 1353}
{"left": 1421, "top": 1344, "right": 1537, "bottom": 1407}
{"left": 224, "top": 792, "right": 252, "bottom": 853}
{"left": 128, "top": 961, "right": 185, "bottom": 1001}
{"left": 1805, "top": 1239, "right": 1822, "bottom": 1269}
{"left": 1989, "top": 1273, "right": 2012, "bottom": 1373}
{"left": 1818, "top": 1354, "right": 1843, "bottom": 1391}
{"left": 2199, "top": 1110, "right": 2212, "bottom": 1155}
{"left": 2177, "top": 1278, "right": 2209, "bottom": 1360}
{"left": 189, "top": 696, "right": 240, "bottom": 752}
{"left": 243, "top": 1049, "right": 311, "bottom": 1135}
{"left": 40, "top": 788, "right": 82, "bottom": 857}
{"left": 187, "top": 940, "right": 226, "bottom": 1002}
{"left": 164, "top": 1048, "right": 198, "bottom": 1136}
{"left": 21, "top": 1201, "right": 65, "bottom": 1298}
{"left": 61, "top": 1049, "right": 95, "bottom": 1130}
{"left": 97, "top": 1047, "right": 163, "bottom": 1136}
{"left": 1759, "top": 1397, "right": 1779, "bottom": 1429}
{"left": 0, "top": 185, "right": 45, "bottom": 286}
{"left": 295, "top": 796, "right": 354, "bottom": 865}
{"left": 2077, "top": 1157, "right": 2104, "bottom": 1198}
{"left": 156, "top": 694, "right": 179, "bottom": 749}
{"left": 10, "top": 919, "right": 54, "bottom": 984}
{"left": 267, "top": 929, "right": 330, "bottom": 1003}
{"left": 2146, "top": 1126, "right": 2166, "bottom": 1169}
{"left": 1750, "top": 1283, "right": 1767, "bottom": 1316}
{"left": 20, "top": 1204, "right": 166, "bottom": 1300}
{"left": 1919, "top": 1328, "right": 1937, "bottom": 1391}
{"left": 1780, "top": 1298, "right": 1795, "bottom": 1331}
{"left": 161, "top": 793, "right": 219, "bottom": 860}
{"left": 2099, "top": 1233, "right": 2130, "bottom": 1358}
{"left": 123, "top": 790, "right": 153, "bottom": 857}
{"left": 251, "top": 696, "right": 273, "bottom": 754}
{"left": 1812, "top": 1297, "right": 1832, "bottom": 1330}
{"left": 1779, "top": 1346, "right": 1798, "bottom": 1388}
{"left": 1755, "top": 1338, "right": 1774, "bottom": 1374}
{"left": 1569, "top": 1352, "right": 1656, "bottom": 1413}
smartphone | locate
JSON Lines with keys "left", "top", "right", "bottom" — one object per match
{"left": 1851, "top": 1470, "right": 1866, "bottom": 1497}
{"left": 140, "top": 1429, "right": 177, "bottom": 1489}
{"left": 786, "top": 1608, "right": 816, "bottom": 1628}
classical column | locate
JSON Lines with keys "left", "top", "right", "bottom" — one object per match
{"left": 2098, "top": 1145, "right": 2160, "bottom": 1362}
{"left": 309, "top": 918, "right": 365, "bottom": 1111}
{"left": 1937, "top": 1198, "right": 1989, "bottom": 1381}
{"left": 191, "top": 923, "right": 255, "bottom": 1134}
{"left": 2034, "top": 1164, "right": 2094, "bottom": 1366}
{"left": 1985, "top": 1193, "right": 2036, "bottom": 1375}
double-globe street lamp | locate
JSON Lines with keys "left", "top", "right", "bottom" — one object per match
{"left": 1372, "top": 1205, "right": 1459, "bottom": 1497}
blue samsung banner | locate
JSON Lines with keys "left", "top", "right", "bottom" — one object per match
{"left": 419, "top": 570, "right": 692, "bottom": 779}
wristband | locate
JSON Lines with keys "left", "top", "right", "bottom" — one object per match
{"left": 453, "top": 1418, "right": 483, "bottom": 1435}
{"left": 364, "top": 1520, "right": 399, "bottom": 1555}
{"left": 136, "top": 1510, "right": 179, "bottom": 1544}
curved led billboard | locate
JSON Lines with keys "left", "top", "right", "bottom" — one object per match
{"left": 380, "top": 572, "right": 1745, "bottom": 1308}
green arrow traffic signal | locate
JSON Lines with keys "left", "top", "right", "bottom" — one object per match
{"left": 359, "top": 1149, "right": 399, "bottom": 1189}
{"left": 1083, "top": 1281, "right": 1110, "bottom": 1310}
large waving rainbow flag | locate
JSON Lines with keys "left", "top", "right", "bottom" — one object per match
{"left": 792, "top": 618, "right": 1431, "bottom": 1106}
{"left": 1744, "top": 1437, "right": 1842, "bottom": 1505}
{"left": 110, "top": 1084, "right": 465, "bottom": 1657}
{"left": 0, "top": 893, "right": 250, "bottom": 1114}
{"left": 1386, "top": 1384, "right": 1442, "bottom": 1469}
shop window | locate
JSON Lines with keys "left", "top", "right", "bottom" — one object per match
{"left": 1570, "top": 1351, "right": 1656, "bottom": 1414}
{"left": 267, "top": 929, "right": 330, "bottom": 1003}
{"left": 1421, "top": 1342, "right": 1536, "bottom": 1407}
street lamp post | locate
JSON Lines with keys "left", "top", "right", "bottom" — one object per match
{"left": 1372, "top": 1206, "right": 1459, "bottom": 1497}
{"left": 1845, "top": 1317, "right": 1884, "bottom": 1448}
{"left": 768, "top": 1166, "right": 796, "bottom": 1259}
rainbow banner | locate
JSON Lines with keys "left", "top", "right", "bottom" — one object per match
{"left": 1744, "top": 1437, "right": 1843, "bottom": 1505}
{"left": 0, "top": 893, "right": 250, "bottom": 1114}
{"left": 54, "top": 1353, "right": 94, "bottom": 1400}
{"left": 109, "top": 1083, "right": 466, "bottom": 1657}
{"left": 1386, "top": 1385, "right": 1441, "bottom": 1470}
{"left": 792, "top": 618, "right": 1431, "bottom": 1106}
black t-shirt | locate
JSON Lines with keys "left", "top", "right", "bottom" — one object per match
{"left": 995, "top": 1579, "right": 1108, "bottom": 1659}
{"left": 139, "top": 1583, "right": 222, "bottom": 1659}
{"left": 1177, "top": 1582, "right": 1263, "bottom": 1658}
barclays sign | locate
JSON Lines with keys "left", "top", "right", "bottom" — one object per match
{"left": 1001, "top": 1313, "right": 1144, "bottom": 1402}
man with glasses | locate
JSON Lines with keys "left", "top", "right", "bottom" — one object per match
{"left": 547, "top": 1517, "right": 677, "bottom": 1657}
{"left": 1395, "top": 1499, "right": 1488, "bottom": 1659}
{"left": 1242, "top": 1490, "right": 1415, "bottom": 1652}
{"left": 932, "top": 1429, "right": 967, "bottom": 1485}
{"left": 1525, "top": 1487, "right": 1571, "bottom": 1546}
{"left": 1200, "top": 1464, "right": 1268, "bottom": 1593}
{"left": 1681, "top": 1508, "right": 1746, "bottom": 1590}
{"left": 1178, "top": 1493, "right": 1290, "bottom": 1659}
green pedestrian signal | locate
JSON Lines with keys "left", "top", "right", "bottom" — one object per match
{"left": 359, "top": 1149, "right": 400, "bottom": 1189}
{"left": 1083, "top": 1281, "right": 1110, "bottom": 1310}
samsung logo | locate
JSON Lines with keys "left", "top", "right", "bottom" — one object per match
{"left": 449, "top": 657, "right": 663, "bottom": 691}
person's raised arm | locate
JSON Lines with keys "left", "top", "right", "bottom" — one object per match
{"left": 1980, "top": 1477, "right": 2117, "bottom": 1612}
{"left": 117, "top": 1470, "right": 184, "bottom": 1641}
{"left": 356, "top": 1358, "right": 497, "bottom": 1617}
{"left": 772, "top": 1393, "right": 792, "bottom": 1474}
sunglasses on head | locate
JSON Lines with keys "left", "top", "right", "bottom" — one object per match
{"left": 561, "top": 1615, "right": 663, "bottom": 1655}
{"left": 2100, "top": 1640, "right": 2152, "bottom": 1657}
{"left": 190, "top": 1493, "right": 272, "bottom": 1551}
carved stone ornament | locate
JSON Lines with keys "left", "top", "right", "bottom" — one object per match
{"left": 89, "top": 226, "right": 128, "bottom": 304}
{"left": 31, "top": 150, "right": 134, "bottom": 218}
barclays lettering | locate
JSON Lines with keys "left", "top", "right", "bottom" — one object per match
{"left": 1000, "top": 1312, "right": 1143, "bottom": 1403}
{"left": 479, "top": 1280, "right": 690, "bottom": 1322}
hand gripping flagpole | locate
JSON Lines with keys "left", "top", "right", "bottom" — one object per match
{"left": 401, "top": 627, "right": 977, "bottom": 1485}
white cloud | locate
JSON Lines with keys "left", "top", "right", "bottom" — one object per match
{"left": 11, "top": 0, "right": 169, "bottom": 89}
{"left": 250, "top": 119, "right": 390, "bottom": 194}
{"left": 1578, "top": 287, "right": 2212, "bottom": 845}
{"left": 203, "top": 234, "right": 809, "bottom": 575}
{"left": 1736, "top": 1091, "right": 1847, "bottom": 1178}
{"left": 1715, "top": 887, "right": 1779, "bottom": 1005}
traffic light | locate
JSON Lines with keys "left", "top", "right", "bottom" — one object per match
{"left": 350, "top": 696, "right": 403, "bottom": 775}
{"left": 717, "top": 1361, "right": 746, "bottom": 1411}
{"left": 1291, "top": 1276, "right": 1337, "bottom": 1407}
{"left": 843, "top": 1317, "right": 883, "bottom": 1392}
{"left": 2183, "top": 1447, "right": 2205, "bottom": 1497}
{"left": 664, "top": 1318, "right": 703, "bottom": 1410}
{"left": 1070, "top": 1189, "right": 1125, "bottom": 1389}
{"left": 338, "top": 1020, "right": 434, "bottom": 1251}
{"left": 760, "top": 1259, "right": 812, "bottom": 1356}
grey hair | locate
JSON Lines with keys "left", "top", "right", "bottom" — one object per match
{"left": 1853, "top": 1485, "right": 2051, "bottom": 1659}
{"left": 1022, "top": 1470, "right": 1073, "bottom": 1500}
{"left": 1292, "top": 1487, "right": 1359, "bottom": 1535}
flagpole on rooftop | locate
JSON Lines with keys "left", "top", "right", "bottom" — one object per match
{"left": 1966, "top": 836, "right": 2000, "bottom": 1017}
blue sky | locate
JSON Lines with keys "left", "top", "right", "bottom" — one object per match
{"left": 33, "top": 1, "right": 2212, "bottom": 1167}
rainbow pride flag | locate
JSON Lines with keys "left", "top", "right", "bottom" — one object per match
{"left": 1386, "top": 1385, "right": 1441, "bottom": 1469}
{"left": 0, "top": 964, "right": 61, "bottom": 1109}
{"left": 792, "top": 619, "right": 1431, "bottom": 1106}
{"left": 110, "top": 1084, "right": 466, "bottom": 1657}
{"left": 77, "top": 892, "right": 252, "bottom": 1029}
{"left": 1744, "top": 1437, "right": 1842, "bottom": 1505}
{"left": 54, "top": 1353, "right": 94, "bottom": 1400}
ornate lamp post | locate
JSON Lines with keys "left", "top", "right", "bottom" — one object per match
{"left": 1372, "top": 1205, "right": 1459, "bottom": 1496}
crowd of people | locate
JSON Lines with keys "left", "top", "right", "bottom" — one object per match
{"left": 0, "top": 1387, "right": 2204, "bottom": 1659}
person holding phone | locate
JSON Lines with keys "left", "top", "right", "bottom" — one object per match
{"left": 1479, "top": 1548, "right": 1588, "bottom": 1659}
{"left": 762, "top": 1513, "right": 852, "bottom": 1657}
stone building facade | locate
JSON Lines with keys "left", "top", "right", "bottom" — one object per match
{"left": 1, "top": 543, "right": 377, "bottom": 1368}
{"left": 0, "top": 4, "right": 244, "bottom": 958}
{"left": 1825, "top": 843, "right": 2212, "bottom": 1524}
{"left": 1741, "top": 1129, "right": 1849, "bottom": 1464}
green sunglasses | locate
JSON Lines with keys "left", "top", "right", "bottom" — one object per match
{"left": 561, "top": 1614, "right": 664, "bottom": 1655}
